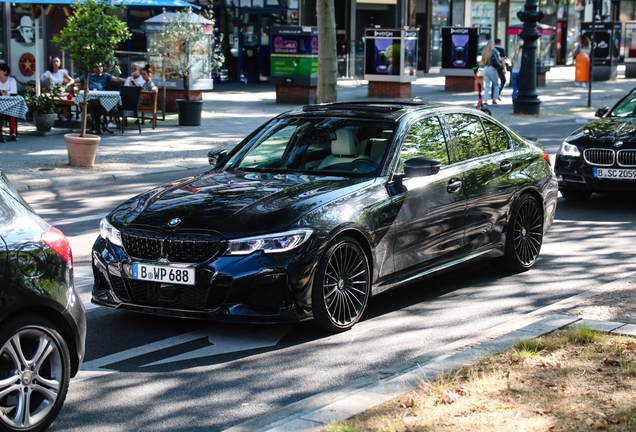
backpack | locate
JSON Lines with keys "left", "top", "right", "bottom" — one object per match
{"left": 491, "top": 51, "right": 503, "bottom": 70}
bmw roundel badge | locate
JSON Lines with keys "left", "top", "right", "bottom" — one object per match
{"left": 615, "top": 141, "right": 624, "bottom": 148}
{"left": 168, "top": 218, "right": 181, "bottom": 227}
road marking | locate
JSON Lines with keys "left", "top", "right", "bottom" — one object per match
{"left": 48, "top": 213, "right": 107, "bottom": 226}
{"left": 143, "top": 325, "right": 292, "bottom": 366}
{"left": 73, "top": 324, "right": 291, "bottom": 381}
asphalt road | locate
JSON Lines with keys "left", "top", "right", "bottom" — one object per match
{"left": 21, "top": 118, "right": 636, "bottom": 432}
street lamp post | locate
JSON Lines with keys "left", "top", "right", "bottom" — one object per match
{"left": 514, "top": 0, "right": 544, "bottom": 114}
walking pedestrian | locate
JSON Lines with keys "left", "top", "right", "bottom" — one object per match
{"left": 493, "top": 39, "right": 507, "bottom": 100}
{"left": 511, "top": 41, "right": 523, "bottom": 101}
{"left": 480, "top": 40, "right": 501, "bottom": 106}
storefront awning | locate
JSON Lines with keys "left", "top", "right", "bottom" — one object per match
{"left": 10, "top": 0, "right": 196, "bottom": 6}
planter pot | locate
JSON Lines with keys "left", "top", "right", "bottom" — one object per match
{"left": 64, "top": 133, "right": 101, "bottom": 167}
{"left": 177, "top": 99, "right": 203, "bottom": 126}
{"left": 33, "top": 112, "right": 58, "bottom": 132}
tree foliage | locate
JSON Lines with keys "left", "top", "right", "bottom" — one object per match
{"left": 150, "top": 6, "right": 224, "bottom": 101}
{"left": 53, "top": 0, "right": 131, "bottom": 137}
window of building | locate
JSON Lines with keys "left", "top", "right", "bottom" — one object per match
{"left": 471, "top": 0, "right": 496, "bottom": 28}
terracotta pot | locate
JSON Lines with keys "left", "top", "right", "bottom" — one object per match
{"left": 64, "top": 133, "right": 101, "bottom": 167}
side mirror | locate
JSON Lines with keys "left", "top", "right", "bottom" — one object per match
{"left": 404, "top": 157, "right": 441, "bottom": 177}
{"left": 207, "top": 149, "right": 227, "bottom": 169}
{"left": 595, "top": 107, "right": 609, "bottom": 118}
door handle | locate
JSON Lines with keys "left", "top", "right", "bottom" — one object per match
{"left": 500, "top": 161, "right": 512, "bottom": 173}
{"left": 447, "top": 178, "right": 462, "bottom": 193}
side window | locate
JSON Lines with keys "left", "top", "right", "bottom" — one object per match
{"left": 483, "top": 120, "right": 510, "bottom": 153}
{"left": 398, "top": 116, "right": 449, "bottom": 172}
{"left": 445, "top": 114, "right": 490, "bottom": 162}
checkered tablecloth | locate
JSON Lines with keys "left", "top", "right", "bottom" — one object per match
{"left": 0, "top": 95, "right": 28, "bottom": 120}
{"left": 75, "top": 90, "right": 121, "bottom": 112}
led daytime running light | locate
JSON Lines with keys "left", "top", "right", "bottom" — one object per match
{"left": 226, "top": 229, "right": 313, "bottom": 255}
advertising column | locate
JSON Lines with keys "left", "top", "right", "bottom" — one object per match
{"left": 364, "top": 28, "right": 418, "bottom": 98}
{"left": 440, "top": 27, "right": 479, "bottom": 91}
{"left": 624, "top": 22, "right": 636, "bottom": 78}
{"left": 581, "top": 22, "right": 621, "bottom": 81}
{"left": 270, "top": 26, "right": 318, "bottom": 104}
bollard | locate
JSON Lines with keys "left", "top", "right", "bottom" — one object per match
{"left": 575, "top": 52, "right": 590, "bottom": 84}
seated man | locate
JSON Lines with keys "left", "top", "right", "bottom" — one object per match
{"left": 124, "top": 63, "right": 145, "bottom": 87}
{"left": 69, "top": 66, "right": 125, "bottom": 91}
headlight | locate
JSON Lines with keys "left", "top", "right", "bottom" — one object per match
{"left": 226, "top": 229, "right": 313, "bottom": 255}
{"left": 558, "top": 141, "right": 581, "bottom": 157}
{"left": 100, "top": 218, "right": 123, "bottom": 247}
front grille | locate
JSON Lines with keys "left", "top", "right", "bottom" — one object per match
{"left": 166, "top": 233, "right": 225, "bottom": 263}
{"left": 122, "top": 229, "right": 163, "bottom": 260}
{"left": 584, "top": 148, "right": 614, "bottom": 166}
{"left": 122, "top": 229, "right": 226, "bottom": 263}
{"left": 113, "top": 276, "right": 210, "bottom": 310}
{"left": 618, "top": 150, "right": 636, "bottom": 167}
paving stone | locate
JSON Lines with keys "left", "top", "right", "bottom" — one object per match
{"left": 518, "top": 314, "right": 581, "bottom": 335}
{"left": 365, "top": 371, "right": 421, "bottom": 396}
{"left": 265, "top": 418, "right": 324, "bottom": 432}
{"left": 568, "top": 319, "right": 625, "bottom": 333}
{"left": 611, "top": 323, "right": 636, "bottom": 337}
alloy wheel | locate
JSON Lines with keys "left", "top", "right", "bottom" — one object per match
{"left": 321, "top": 241, "right": 370, "bottom": 328}
{"left": 513, "top": 197, "right": 543, "bottom": 266}
{"left": 0, "top": 328, "right": 64, "bottom": 429}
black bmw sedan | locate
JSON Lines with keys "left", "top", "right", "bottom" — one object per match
{"left": 555, "top": 87, "right": 636, "bottom": 200}
{"left": 0, "top": 170, "right": 86, "bottom": 432}
{"left": 92, "top": 101, "right": 557, "bottom": 332}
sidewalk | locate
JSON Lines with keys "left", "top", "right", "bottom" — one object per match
{"left": 2, "top": 65, "right": 636, "bottom": 192}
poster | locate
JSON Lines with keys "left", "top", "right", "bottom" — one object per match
{"left": 10, "top": 4, "right": 44, "bottom": 87}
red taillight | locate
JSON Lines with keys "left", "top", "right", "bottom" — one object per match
{"left": 542, "top": 152, "right": 551, "bottom": 165}
{"left": 42, "top": 226, "right": 73, "bottom": 268}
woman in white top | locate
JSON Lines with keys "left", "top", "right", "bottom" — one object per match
{"left": 0, "top": 63, "right": 18, "bottom": 141}
{"left": 41, "top": 57, "right": 72, "bottom": 90}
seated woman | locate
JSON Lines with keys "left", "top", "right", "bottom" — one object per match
{"left": 0, "top": 63, "right": 18, "bottom": 141}
{"left": 140, "top": 64, "right": 157, "bottom": 92}
{"left": 41, "top": 57, "right": 72, "bottom": 90}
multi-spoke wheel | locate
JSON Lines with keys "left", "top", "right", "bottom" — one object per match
{"left": 0, "top": 315, "right": 70, "bottom": 432}
{"left": 497, "top": 194, "right": 544, "bottom": 272}
{"left": 311, "top": 236, "right": 371, "bottom": 332}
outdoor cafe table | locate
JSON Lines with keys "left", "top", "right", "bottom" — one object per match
{"left": 75, "top": 90, "right": 122, "bottom": 134}
{"left": 0, "top": 95, "right": 28, "bottom": 142}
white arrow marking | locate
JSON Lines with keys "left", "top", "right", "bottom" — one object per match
{"left": 143, "top": 324, "right": 291, "bottom": 367}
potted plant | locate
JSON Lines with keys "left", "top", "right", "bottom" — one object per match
{"left": 52, "top": 0, "right": 130, "bottom": 167}
{"left": 23, "top": 85, "right": 64, "bottom": 132}
{"left": 150, "top": 6, "right": 223, "bottom": 126}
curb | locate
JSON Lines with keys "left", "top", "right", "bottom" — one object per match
{"left": 223, "top": 272, "right": 636, "bottom": 432}
{"left": 11, "top": 163, "right": 211, "bottom": 192}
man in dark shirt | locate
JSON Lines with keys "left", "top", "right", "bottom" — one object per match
{"left": 493, "top": 39, "right": 507, "bottom": 101}
{"left": 70, "top": 66, "right": 125, "bottom": 90}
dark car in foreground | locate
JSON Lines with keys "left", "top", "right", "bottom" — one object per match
{"left": 92, "top": 101, "right": 557, "bottom": 332}
{"left": 0, "top": 170, "right": 86, "bottom": 432}
{"left": 555, "top": 87, "right": 636, "bottom": 200}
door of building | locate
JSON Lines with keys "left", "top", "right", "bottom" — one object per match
{"left": 240, "top": 10, "right": 279, "bottom": 82}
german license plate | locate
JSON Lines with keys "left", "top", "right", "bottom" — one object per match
{"left": 594, "top": 168, "right": 636, "bottom": 180}
{"left": 132, "top": 263, "right": 195, "bottom": 286}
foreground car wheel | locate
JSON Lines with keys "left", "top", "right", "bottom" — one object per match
{"left": 0, "top": 315, "right": 70, "bottom": 432}
{"left": 560, "top": 189, "right": 592, "bottom": 201}
{"left": 311, "top": 236, "right": 370, "bottom": 332}
{"left": 499, "top": 194, "right": 544, "bottom": 272}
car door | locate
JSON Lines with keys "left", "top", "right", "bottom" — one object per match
{"left": 443, "top": 113, "right": 517, "bottom": 250}
{"left": 391, "top": 115, "right": 467, "bottom": 275}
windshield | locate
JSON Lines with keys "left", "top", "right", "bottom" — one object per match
{"left": 224, "top": 117, "right": 396, "bottom": 176}
{"left": 609, "top": 90, "right": 636, "bottom": 117}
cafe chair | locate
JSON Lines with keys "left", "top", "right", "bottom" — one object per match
{"left": 108, "top": 86, "right": 142, "bottom": 134}
{"left": 138, "top": 90, "right": 157, "bottom": 129}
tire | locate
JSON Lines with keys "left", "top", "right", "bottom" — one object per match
{"left": 310, "top": 236, "right": 371, "bottom": 332}
{"left": 560, "top": 189, "right": 592, "bottom": 201}
{"left": 0, "top": 315, "right": 71, "bottom": 432}
{"left": 480, "top": 106, "right": 492, "bottom": 115}
{"left": 498, "top": 194, "right": 544, "bottom": 272}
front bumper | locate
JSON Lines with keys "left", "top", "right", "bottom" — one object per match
{"left": 91, "top": 237, "right": 315, "bottom": 324}
{"left": 554, "top": 155, "right": 636, "bottom": 193}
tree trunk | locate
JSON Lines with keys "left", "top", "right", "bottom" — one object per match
{"left": 184, "top": 71, "right": 190, "bottom": 101}
{"left": 316, "top": 0, "right": 337, "bottom": 104}
{"left": 80, "top": 70, "right": 90, "bottom": 138}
